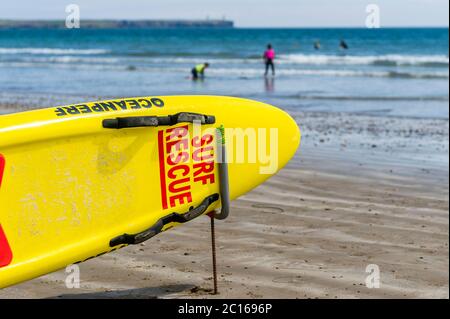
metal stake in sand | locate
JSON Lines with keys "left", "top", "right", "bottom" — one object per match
{"left": 210, "top": 215, "right": 218, "bottom": 295}
{"left": 208, "top": 125, "right": 230, "bottom": 295}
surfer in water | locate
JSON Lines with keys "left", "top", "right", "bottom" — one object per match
{"left": 191, "top": 63, "right": 209, "bottom": 80}
{"left": 314, "top": 40, "right": 321, "bottom": 50}
{"left": 339, "top": 39, "right": 349, "bottom": 50}
{"left": 263, "top": 44, "right": 275, "bottom": 76}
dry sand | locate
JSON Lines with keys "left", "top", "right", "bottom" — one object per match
{"left": 0, "top": 109, "right": 448, "bottom": 299}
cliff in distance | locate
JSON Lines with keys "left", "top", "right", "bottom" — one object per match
{"left": 0, "top": 19, "right": 234, "bottom": 29}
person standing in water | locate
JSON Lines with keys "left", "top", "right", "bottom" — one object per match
{"left": 263, "top": 44, "right": 275, "bottom": 76}
{"left": 339, "top": 39, "right": 349, "bottom": 50}
{"left": 191, "top": 62, "right": 209, "bottom": 80}
{"left": 314, "top": 40, "right": 321, "bottom": 50}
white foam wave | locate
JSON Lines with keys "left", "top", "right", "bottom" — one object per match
{"left": 0, "top": 47, "right": 109, "bottom": 55}
{"left": 1, "top": 61, "right": 447, "bottom": 79}
{"left": 10, "top": 56, "right": 119, "bottom": 64}
{"left": 278, "top": 54, "right": 449, "bottom": 67}
{"left": 208, "top": 68, "right": 448, "bottom": 79}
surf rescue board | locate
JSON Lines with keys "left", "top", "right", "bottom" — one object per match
{"left": 0, "top": 96, "right": 300, "bottom": 288}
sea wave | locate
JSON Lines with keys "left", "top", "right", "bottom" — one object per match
{"left": 208, "top": 68, "right": 449, "bottom": 79}
{"left": 124, "top": 51, "right": 243, "bottom": 59}
{"left": 2, "top": 47, "right": 448, "bottom": 69}
{"left": 2, "top": 60, "right": 447, "bottom": 79}
{"left": 116, "top": 53, "right": 450, "bottom": 68}
{"left": 278, "top": 54, "right": 450, "bottom": 68}
{"left": 1, "top": 56, "right": 119, "bottom": 64}
{"left": 290, "top": 95, "right": 449, "bottom": 102}
{"left": 0, "top": 47, "right": 110, "bottom": 55}
{"left": 0, "top": 61, "right": 126, "bottom": 71}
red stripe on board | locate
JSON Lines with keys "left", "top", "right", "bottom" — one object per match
{"left": 0, "top": 224, "right": 13, "bottom": 268}
{"left": 0, "top": 154, "right": 4, "bottom": 188}
{"left": 158, "top": 130, "right": 168, "bottom": 210}
{"left": 0, "top": 154, "right": 13, "bottom": 268}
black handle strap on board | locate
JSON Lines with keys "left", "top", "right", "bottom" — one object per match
{"left": 213, "top": 125, "right": 230, "bottom": 220}
{"left": 109, "top": 194, "right": 219, "bottom": 246}
{"left": 103, "top": 112, "right": 216, "bottom": 129}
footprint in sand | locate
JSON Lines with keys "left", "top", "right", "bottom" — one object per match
{"left": 251, "top": 204, "right": 285, "bottom": 214}
{"left": 272, "top": 276, "right": 303, "bottom": 284}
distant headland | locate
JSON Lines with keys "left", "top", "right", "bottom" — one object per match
{"left": 0, "top": 19, "right": 234, "bottom": 29}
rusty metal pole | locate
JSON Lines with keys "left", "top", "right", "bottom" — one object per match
{"left": 210, "top": 214, "right": 218, "bottom": 295}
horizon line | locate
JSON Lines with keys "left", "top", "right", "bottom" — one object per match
{"left": 0, "top": 18, "right": 448, "bottom": 29}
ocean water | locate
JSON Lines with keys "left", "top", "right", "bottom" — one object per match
{"left": 0, "top": 28, "right": 448, "bottom": 118}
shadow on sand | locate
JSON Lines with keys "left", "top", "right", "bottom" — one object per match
{"left": 49, "top": 284, "right": 196, "bottom": 299}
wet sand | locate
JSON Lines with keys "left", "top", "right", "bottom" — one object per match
{"left": 0, "top": 108, "right": 448, "bottom": 299}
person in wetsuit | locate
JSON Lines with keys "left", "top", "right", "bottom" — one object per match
{"left": 191, "top": 63, "right": 209, "bottom": 80}
{"left": 314, "top": 40, "right": 321, "bottom": 50}
{"left": 263, "top": 44, "right": 275, "bottom": 76}
{"left": 339, "top": 39, "right": 349, "bottom": 50}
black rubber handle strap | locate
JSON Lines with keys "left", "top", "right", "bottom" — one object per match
{"left": 214, "top": 126, "right": 230, "bottom": 220}
{"left": 110, "top": 193, "right": 219, "bottom": 246}
{"left": 103, "top": 112, "right": 216, "bottom": 129}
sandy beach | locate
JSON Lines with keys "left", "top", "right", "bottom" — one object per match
{"left": 0, "top": 106, "right": 448, "bottom": 299}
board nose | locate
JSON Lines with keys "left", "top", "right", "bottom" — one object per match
{"left": 277, "top": 110, "right": 301, "bottom": 169}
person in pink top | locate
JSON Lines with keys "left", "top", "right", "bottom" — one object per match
{"left": 263, "top": 44, "right": 276, "bottom": 76}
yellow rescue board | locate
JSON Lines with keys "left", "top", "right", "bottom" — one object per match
{"left": 0, "top": 96, "right": 300, "bottom": 288}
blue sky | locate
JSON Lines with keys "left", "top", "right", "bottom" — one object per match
{"left": 1, "top": 0, "right": 448, "bottom": 27}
